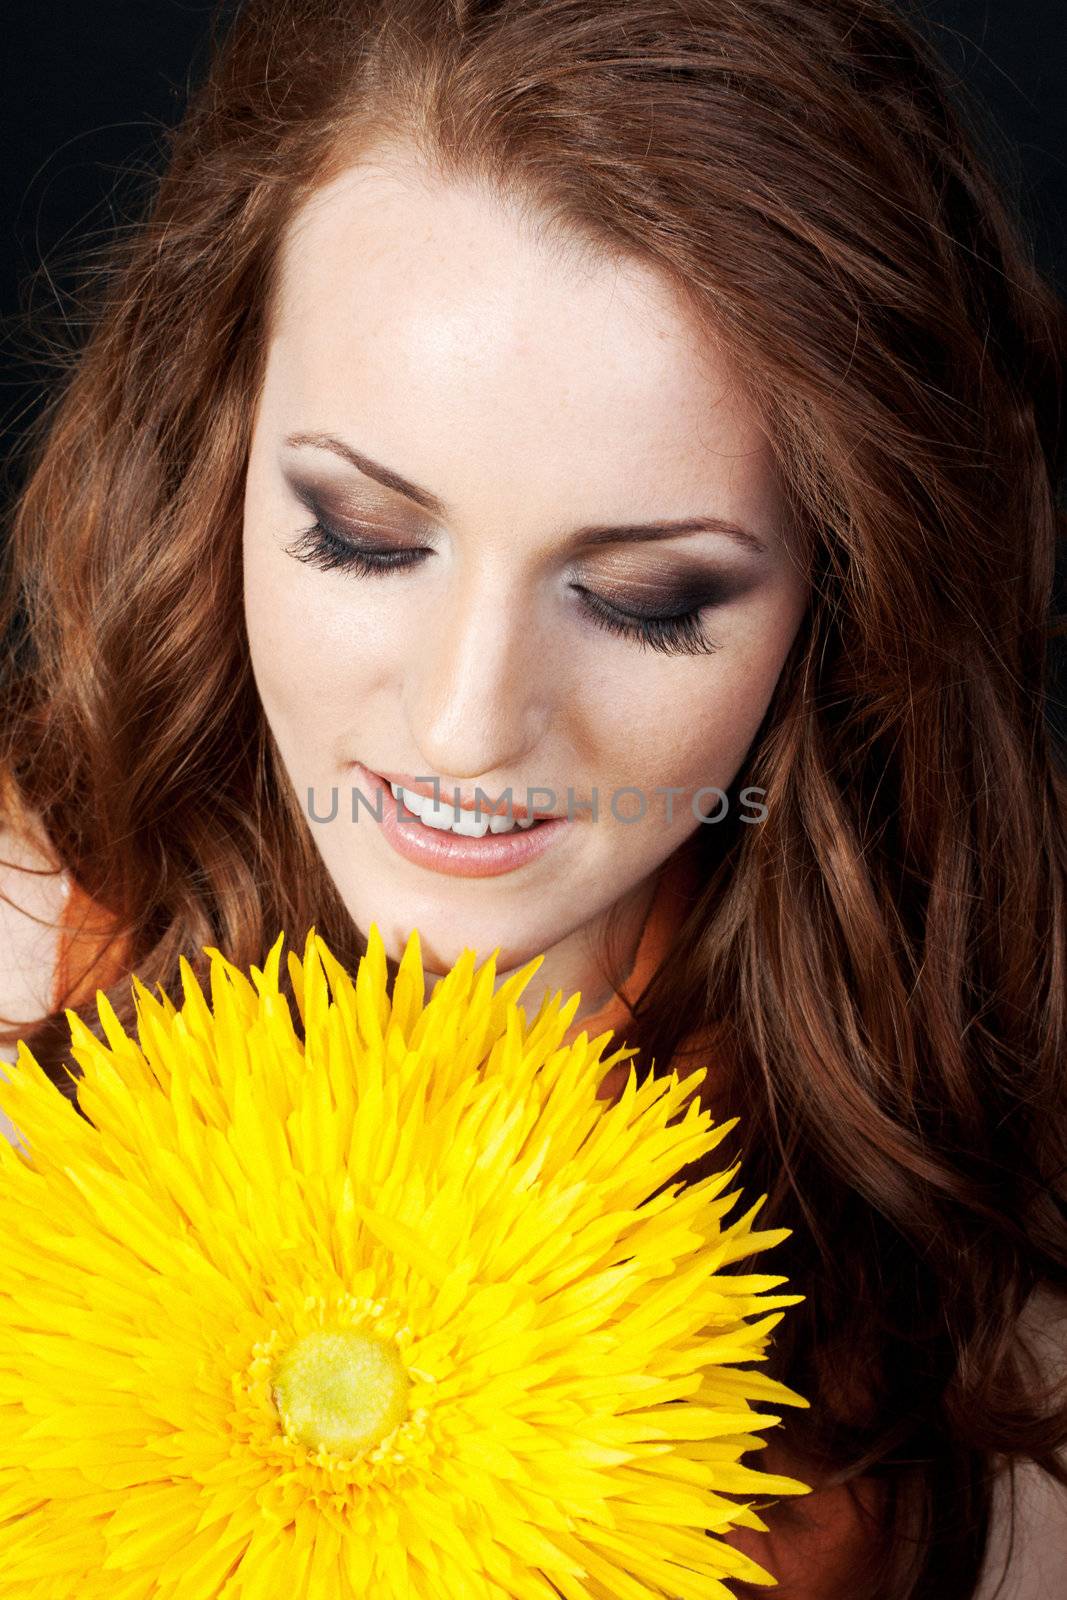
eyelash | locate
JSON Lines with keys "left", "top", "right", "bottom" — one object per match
{"left": 285, "top": 520, "right": 722, "bottom": 658}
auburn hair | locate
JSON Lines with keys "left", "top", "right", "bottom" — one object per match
{"left": 2, "top": 3, "right": 1065, "bottom": 1595}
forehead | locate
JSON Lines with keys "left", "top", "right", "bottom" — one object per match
{"left": 265, "top": 151, "right": 773, "bottom": 513}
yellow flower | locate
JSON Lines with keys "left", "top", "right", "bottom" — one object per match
{"left": 0, "top": 926, "right": 810, "bottom": 1598}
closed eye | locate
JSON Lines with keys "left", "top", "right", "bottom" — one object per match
{"left": 569, "top": 584, "right": 721, "bottom": 657}
{"left": 284, "top": 518, "right": 722, "bottom": 657}
{"left": 284, "top": 519, "right": 430, "bottom": 576}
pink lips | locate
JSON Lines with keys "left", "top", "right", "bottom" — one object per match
{"left": 349, "top": 761, "right": 571, "bottom": 879}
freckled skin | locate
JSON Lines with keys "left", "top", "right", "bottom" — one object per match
{"left": 242, "top": 142, "right": 809, "bottom": 1024}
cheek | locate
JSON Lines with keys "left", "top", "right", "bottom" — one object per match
{"left": 242, "top": 537, "right": 402, "bottom": 739}
{"left": 590, "top": 612, "right": 799, "bottom": 800}
{"left": 243, "top": 541, "right": 322, "bottom": 734}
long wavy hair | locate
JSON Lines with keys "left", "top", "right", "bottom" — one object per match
{"left": 2, "top": 2, "right": 1065, "bottom": 1594}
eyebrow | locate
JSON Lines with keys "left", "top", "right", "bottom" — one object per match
{"left": 283, "top": 430, "right": 771, "bottom": 557}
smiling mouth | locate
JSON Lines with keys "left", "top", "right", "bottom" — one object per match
{"left": 382, "top": 777, "right": 552, "bottom": 837}
{"left": 359, "top": 763, "right": 560, "bottom": 831}
{"left": 346, "top": 759, "right": 573, "bottom": 879}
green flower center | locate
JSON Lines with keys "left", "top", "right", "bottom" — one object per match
{"left": 271, "top": 1329, "right": 411, "bottom": 1455}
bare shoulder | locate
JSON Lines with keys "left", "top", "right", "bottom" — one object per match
{"left": 0, "top": 809, "right": 69, "bottom": 1066}
{"left": 1018, "top": 1283, "right": 1067, "bottom": 1417}
{"left": 975, "top": 1285, "right": 1067, "bottom": 1600}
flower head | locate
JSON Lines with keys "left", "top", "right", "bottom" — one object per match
{"left": 0, "top": 925, "right": 810, "bottom": 1597}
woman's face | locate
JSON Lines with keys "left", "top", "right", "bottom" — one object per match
{"left": 243, "top": 146, "right": 808, "bottom": 984}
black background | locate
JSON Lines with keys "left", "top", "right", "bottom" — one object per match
{"left": 2, "top": 2, "right": 1064, "bottom": 742}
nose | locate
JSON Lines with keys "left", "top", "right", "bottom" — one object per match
{"left": 402, "top": 565, "right": 551, "bottom": 784}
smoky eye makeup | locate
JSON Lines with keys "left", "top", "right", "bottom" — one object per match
{"left": 278, "top": 461, "right": 759, "bottom": 656}
{"left": 283, "top": 472, "right": 426, "bottom": 545}
{"left": 571, "top": 555, "right": 755, "bottom": 617}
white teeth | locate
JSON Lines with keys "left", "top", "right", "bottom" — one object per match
{"left": 451, "top": 808, "right": 491, "bottom": 838}
{"left": 418, "top": 796, "right": 461, "bottom": 832}
{"left": 393, "top": 783, "right": 536, "bottom": 837}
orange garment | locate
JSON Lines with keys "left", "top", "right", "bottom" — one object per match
{"left": 52, "top": 876, "right": 133, "bottom": 1014}
{"left": 51, "top": 856, "right": 879, "bottom": 1596}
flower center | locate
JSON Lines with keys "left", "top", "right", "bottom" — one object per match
{"left": 270, "top": 1329, "right": 410, "bottom": 1455}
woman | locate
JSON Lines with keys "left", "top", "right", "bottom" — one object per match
{"left": 1, "top": 1, "right": 1065, "bottom": 1594}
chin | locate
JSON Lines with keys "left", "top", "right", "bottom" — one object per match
{"left": 353, "top": 891, "right": 554, "bottom": 980}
